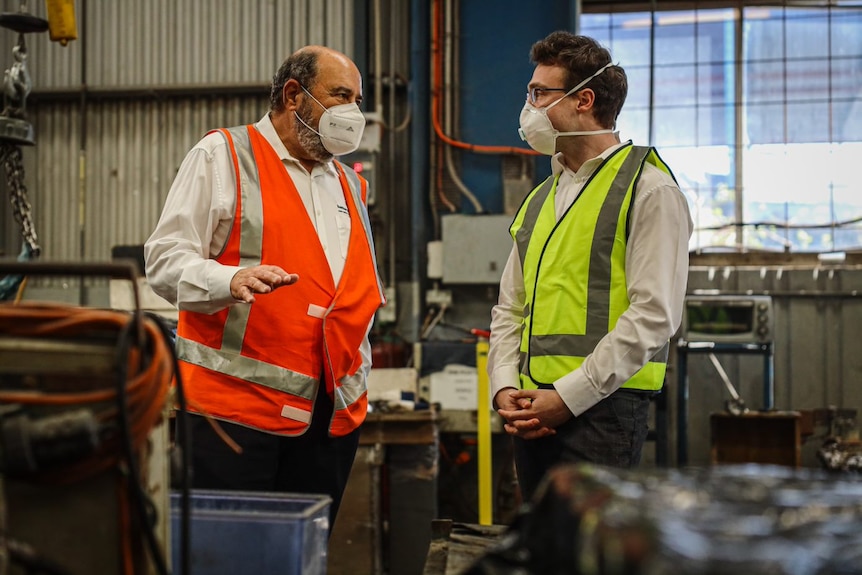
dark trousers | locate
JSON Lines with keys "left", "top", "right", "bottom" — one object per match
{"left": 185, "top": 383, "right": 360, "bottom": 530}
{"left": 512, "top": 389, "right": 652, "bottom": 502}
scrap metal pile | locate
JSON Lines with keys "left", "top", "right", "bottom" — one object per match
{"left": 467, "top": 463, "right": 862, "bottom": 575}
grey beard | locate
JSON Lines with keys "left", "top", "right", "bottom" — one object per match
{"left": 295, "top": 104, "right": 333, "bottom": 163}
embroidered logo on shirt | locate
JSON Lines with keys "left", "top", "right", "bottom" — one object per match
{"left": 337, "top": 204, "right": 350, "bottom": 215}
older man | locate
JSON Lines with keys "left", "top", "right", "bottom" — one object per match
{"left": 145, "top": 45, "right": 383, "bottom": 527}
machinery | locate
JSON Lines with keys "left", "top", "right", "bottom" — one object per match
{"left": 0, "top": 262, "right": 177, "bottom": 575}
{"left": 0, "top": 7, "right": 171, "bottom": 572}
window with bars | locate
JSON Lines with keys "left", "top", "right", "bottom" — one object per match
{"left": 581, "top": 2, "right": 862, "bottom": 253}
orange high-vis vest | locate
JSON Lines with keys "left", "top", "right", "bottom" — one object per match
{"left": 175, "top": 124, "right": 385, "bottom": 437}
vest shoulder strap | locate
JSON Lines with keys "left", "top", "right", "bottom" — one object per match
{"left": 335, "top": 160, "right": 368, "bottom": 205}
{"left": 513, "top": 175, "right": 557, "bottom": 267}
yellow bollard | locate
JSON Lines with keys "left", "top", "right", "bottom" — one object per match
{"left": 475, "top": 336, "right": 492, "bottom": 525}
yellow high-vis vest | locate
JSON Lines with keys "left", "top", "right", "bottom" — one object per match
{"left": 510, "top": 143, "right": 674, "bottom": 391}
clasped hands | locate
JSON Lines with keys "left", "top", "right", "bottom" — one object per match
{"left": 230, "top": 265, "right": 299, "bottom": 303}
{"left": 495, "top": 387, "right": 573, "bottom": 440}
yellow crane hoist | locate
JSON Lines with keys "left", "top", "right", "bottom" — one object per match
{"left": 44, "top": 0, "right": 77, "bottom": 46}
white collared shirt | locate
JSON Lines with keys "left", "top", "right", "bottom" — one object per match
{"left": 487, "top": 145, "right": 693, "bottom": 416}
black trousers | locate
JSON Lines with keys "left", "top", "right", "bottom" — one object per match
{"left": 184, "top": 382, "right": 361, "bottom": 530}
{"left": 512, "top": 388, "right": 652, "bottom": 502}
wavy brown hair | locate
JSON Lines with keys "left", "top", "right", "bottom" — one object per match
{"left": 530, "top": 31, "right": 627, "bottom": 129}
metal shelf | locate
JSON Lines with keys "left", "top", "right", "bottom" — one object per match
{"left": 676, "top": 340, "right": 775, "bottom": 467}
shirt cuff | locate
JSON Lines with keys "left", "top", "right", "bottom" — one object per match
{"left": 555, "top": 370, "right": 605, "bottom": 417}
{"left": 208, "top": 264, "right": 243, "bottom": 306}
{"left": 489, "top": 364, "right": 521, "bottom": 406}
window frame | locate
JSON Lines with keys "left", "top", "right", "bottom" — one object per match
{"left": 580, "top": 1, "right": 862, "bottom": 254}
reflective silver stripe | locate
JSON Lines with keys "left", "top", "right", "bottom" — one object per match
{"left": 518, "top": 302, "right": 530, "bottom": 372}
{"left": 336, "top": 161, "right": 385, "bottom": 303}
{"left": 532, "top": 332, "right": 602, "bottom": 358}
{"left": 654, "top": 342, "right": 669, "bottom": 363}
{"left": 528, "top": 146, "right": 651, "bottom": 360}
{"left": 281, "top": 404, "right": 312, "bottom": 423}
{"left": 220, "top": 126, "right": 264, "bottom": 353}
{"left": 177, "top": 336, "right": 318, "bottom": 400}
{"left": 222, "top": 305, "right": 251, "bottom": 354}
{"left": 530, "top": 337, "right": 669, "bottom": 364}
{"left": 335, "top": 371, "right": 367, "bottom": 410}
{"left": 228, "top": 126, "right": 265, "bottom": 267}
{"left": 515, "top": 177, "right": 555, "bottom": 269}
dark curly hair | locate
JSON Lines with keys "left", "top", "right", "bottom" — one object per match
{"left": 269, "top": 49, "right": 319, "bottom": 112}
{"left": 530, "top": 31, "right": 627, "bottom": 129}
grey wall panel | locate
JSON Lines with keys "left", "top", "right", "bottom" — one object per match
{"left": 84, "top": 96, "right": 269, "bottom": 261}
{"left": 28, "top": 95, "right": 268, "bottom": 263}
{"left": 87, "top": 0, "right": 280, "bottom": 87}
{"left": 840, "top": 298, "right": 862, "bottom": 406}
{"left": 0, "top": 0, "right": 354, "bottom": 90}
{"left": 12, "top": 0, "right": 357, "bottom": 264}
{"left": 30, "top": 102, "right": 82, "bottom": 264}
{"left": 327, "top": 0, "right": 354, "bottom": 54}
{"left": 279, "top": 0, "right": 354, "bottom": 58}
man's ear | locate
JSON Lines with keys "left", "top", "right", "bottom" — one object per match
{"left": 282, "top": 79, "right": 302, "bottom": 111}
{"left": 575, "top": 88, "right": 595, "bottom": 112}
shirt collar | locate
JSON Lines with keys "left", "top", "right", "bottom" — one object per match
{"left": 255, "top": 113, "right": 336, "bottom": 176}
{"left": 550, "top": 140, "right": 628, "bottom": 181}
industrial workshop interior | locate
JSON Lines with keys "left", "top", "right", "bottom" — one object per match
{"left": 2, "top": 0, "right": 862, "bottom": 573}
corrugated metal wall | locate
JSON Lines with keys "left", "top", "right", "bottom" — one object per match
{"left": 1, "top": 0, "right": 356, "bottom": 265}
{"left": 3, "top": 0, "right": 355, "bottom": 89}
{"left": 680, "top": 267, "right": 862, "bottom": 467}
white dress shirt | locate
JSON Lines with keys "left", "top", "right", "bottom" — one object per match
{"left": 487, "top": 143, "right": 693, "bottom": 416}
{"left": 145, "top": 113, "right": 373, "bottom": 373}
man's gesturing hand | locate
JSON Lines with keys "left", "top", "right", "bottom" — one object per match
{"left": 230, "top": 265, "right": 299, "bottom": 303}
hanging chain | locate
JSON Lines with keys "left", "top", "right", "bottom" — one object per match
{"left": 1, "top": 142, "right": 40, "bottom": 257}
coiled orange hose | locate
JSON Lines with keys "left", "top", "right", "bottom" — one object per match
{"left": 0, "top": 301, "right": 173, "bottom": 484}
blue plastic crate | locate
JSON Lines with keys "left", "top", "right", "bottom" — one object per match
{"left": 170, "top": 489, "right": 331, "bottom": 575}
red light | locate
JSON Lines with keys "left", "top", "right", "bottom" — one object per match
{"left": 352, "top": 162, "right": 363, "bottom": 173}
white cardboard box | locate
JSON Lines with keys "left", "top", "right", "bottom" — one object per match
{"left": 109, "top": 278, "right": 178, "bottom": 321}
{"left": 429, "top": 364, "right": 478, "bottom": 410}
{"left": 367, "top": 367, "right": 418, "bottom": 402}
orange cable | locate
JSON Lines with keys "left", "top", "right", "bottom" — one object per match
{"left": 0, "top": 302, "right": 173, "bottom": 485}
{"left": 13, "top": 275, "right": 27, "bottom": 304}
{"left": 431, "top": 0, "right": 539, "bottom": 157}
{"left": 183, "top": 396, "right": 244, "bottom": 455}
{"left": 431, "top": 0, "right": 457, "bottom": 213}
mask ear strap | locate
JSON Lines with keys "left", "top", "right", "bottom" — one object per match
{"left": 301, "top": 85, "right": 326, "bottom": 110}
{"left": 548, "top": 61, "right": 614, "bottom": 111}
{"left": 294, "top": 110, "right": 322, "bottom": 137}
{"left": 555, "top": 128, "right": 614, "bottom": 138}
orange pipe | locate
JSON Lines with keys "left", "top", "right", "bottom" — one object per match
{"left": 431, "top": 0, "right": 539, "bottom": 157}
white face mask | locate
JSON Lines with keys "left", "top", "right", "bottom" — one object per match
{"left": 518, "top": 62, "right": 614, "bottom": 155}
{"left": 295, "top": 86, "right": 366, "bottom": 156}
